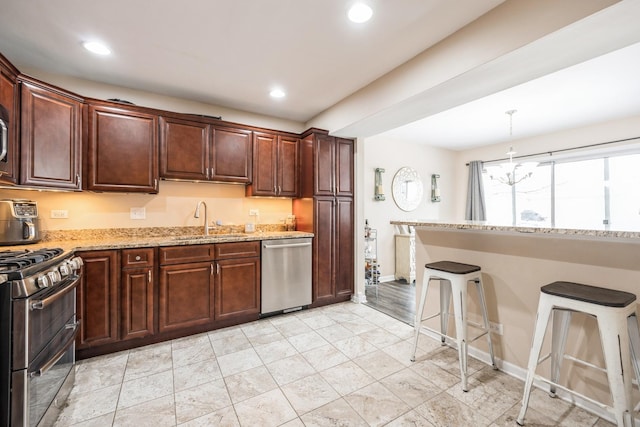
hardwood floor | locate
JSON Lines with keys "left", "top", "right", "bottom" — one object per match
{"left": 363, "top": 280, "right": 415, "bottom": 325}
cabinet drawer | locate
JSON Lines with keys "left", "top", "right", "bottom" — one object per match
{"left": 159, "top": 245, "right": 215, "bottom": 265}
{"left": 122, "top": 248, "right": 155, "bottom": 268}
{"left": 214, "top": 241, "right": 260, "bottom": 259}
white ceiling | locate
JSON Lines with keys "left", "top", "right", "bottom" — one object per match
{"left": 1, "top": 0, "right": 639, "bottom": 150}
{"left": 0, "top": 0, "right": 503, "bottom": 123}
{"left": 378, "top": 39, "right": 640, "bottom": 150}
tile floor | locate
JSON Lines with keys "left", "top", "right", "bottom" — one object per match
{"left": 55, "top": 302, "right": 616, "bottom": 426}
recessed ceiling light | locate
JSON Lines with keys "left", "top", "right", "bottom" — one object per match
{"left": 83, "top": 41, "right": 111, "bottom": 55}
{"left": 270, "top": 88, "right": 286, "bottom": 98}
{"left": 348, "top": 3, "right": 373, "bottom": 23}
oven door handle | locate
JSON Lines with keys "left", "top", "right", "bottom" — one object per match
{"left": 29, "top": 276, "right": 80, "bottom": 311}
{"left": 0, "top": 118, "right": 7, "bottom": 163}
{"left": 29, "top": 329, "right": 78, "bottom": 378}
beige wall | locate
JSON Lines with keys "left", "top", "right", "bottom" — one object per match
{"left": 1, "top": 181, "right": 292, "bottom": 231}
{"left": 362, "top": 135, "right": 457, "bottom": 280}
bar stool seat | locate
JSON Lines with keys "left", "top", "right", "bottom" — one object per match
{"left": 517, "top": 281, "right": 640, "bottom": 427}
{"left": 410, "top": 261, "right": 497, "bottom": 392}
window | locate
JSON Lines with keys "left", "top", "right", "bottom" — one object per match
{"left": 482, "top": 151, "right": 640, "bottom": 229}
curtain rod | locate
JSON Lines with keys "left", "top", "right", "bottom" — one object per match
{"left": 465, "top": 136, "right": 640, "bottom": 166}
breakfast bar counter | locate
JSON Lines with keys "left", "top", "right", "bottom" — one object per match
{"left": 391, "top": 219, "right": 640, "bottom": 414}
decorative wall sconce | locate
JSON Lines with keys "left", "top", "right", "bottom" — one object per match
{"left": 431, "top": 174, "right": 441, "bottom": 202}
{"left": 374, "top": 168, "right": 385, "bottom": 201}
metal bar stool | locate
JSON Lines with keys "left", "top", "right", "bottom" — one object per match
{"left": 517, "top": 281, "right": 640, "bottom": 427}
{"left": 410, "top": 261, "right": 497, "bottom": 391}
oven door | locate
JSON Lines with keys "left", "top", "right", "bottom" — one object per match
{"left": 11, "top": 328, "right": 76, "bottom": 427}
{"left": 12, "top": 275, "right": 80, "bottom": 370}
{"left": 10, "top": 275, "right": 79, "bottom": 427}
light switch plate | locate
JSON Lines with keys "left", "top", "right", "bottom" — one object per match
{"left": 130, "top": 207, "right": 146, "bottom": 220}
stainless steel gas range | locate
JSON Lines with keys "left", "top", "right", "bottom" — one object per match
{"left": 0, "top": 248, "right": 83, "bottom": 427}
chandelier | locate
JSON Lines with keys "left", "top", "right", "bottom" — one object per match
{"left": 487, "top": 110, "right": 538, "bottom": 186}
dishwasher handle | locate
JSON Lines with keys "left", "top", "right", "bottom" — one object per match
{"left": 263, "top": 242, "right": 312, "bottom": 249}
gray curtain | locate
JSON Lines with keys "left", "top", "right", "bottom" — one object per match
{"left": 465, "top": 160, "right": 486, "bottom": 221}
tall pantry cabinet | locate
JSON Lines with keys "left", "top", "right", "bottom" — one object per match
{"left": 294, "top": 129, "right": 354, "bottom": 307}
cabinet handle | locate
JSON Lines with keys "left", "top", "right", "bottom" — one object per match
{"left": 278, "top": 185, "right": 282, "bottom": 194}
{"left": 206, "top": 168, "right": 210, "bottom": 179}
{"left": 210, "top": 263, "right": 214, "bottom": 275}
{"left": 274, "top": 185, "right": 277, "bottom": 194}
{"left": 217, "top": 263, "right": 220, "bottom": 275}
{"left": 154, "top": 179, "right": 158, "bottom": 190}
{"left": 76, "top": 174, "right": 80, "bottom": 186}
{"left": 148, "top": 270, "right": 151, "bottom": 283}
{"left": 135, "top": 255, "right": 141, "bottom": 261}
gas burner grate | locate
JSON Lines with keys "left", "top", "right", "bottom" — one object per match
{"left": 0, "top": 248, "right": 64, "bottom": 272}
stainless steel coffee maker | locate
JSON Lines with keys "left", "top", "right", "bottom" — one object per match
{"left": 0, "top": 199, "right": 41, "bottom": 245}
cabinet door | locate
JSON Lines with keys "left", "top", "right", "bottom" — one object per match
{"left": 121, "top": 267, "right": 154, "bottom": 340}
{"left": 214, "top": 257, "right": 260, "bottom": 322}
{"left": 246, "top": 131, "right": 277, "bottom": 196}
{"left": 314, "top": 133, "right": 335, "bottom": 196}
{"left": 159, "top": 116, "right": 209, "bottom": 180}
{"left": 20, "top": 81, "right": 82, "bottom": 189}
{"left": 335, "top": 197, "right": 354, "bottom": 297}
{"left": 0, "top": 56, "right": 19, "bottom": 184}
{"left": 211, "top": 126, "right": 252, "bottom": 183}
{"left": 312, "top": 197, "right": 336, "bottom": 305}
{"left": 278, "top": 136, "right": 299, "bottom": 197}
{"left": 335, "top": 138, "right": 354, "bottom": 197}
{"left": 86, "top": 104, "right": 159, "bottom": 192}
{"left": 76, "top": 250, "right": 119, "bottom": 349}
{"left": 158, "top": 262, "right": 215, "bottom": 333}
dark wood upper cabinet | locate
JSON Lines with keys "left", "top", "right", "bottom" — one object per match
{"left": 159, "top": 117, "right": 252, "bottom": 184}
{"left": 211, "top": 126, "right": 252, "bottom": 183}
{"left": 159, "top": 116, "right": 210, "bottom": 180}
{"left": 0, "top": 54, "right": 20, "bottom": 185}
{"left": 246, "top": 132, "right": 299, "bottom": 197}
{"left": 335, "top": 138, "right": 354, "bottom": 197}
{"left": 85, "top": 102, "right": 159, "bottom": 193}
{"left": 20, "top": 79, "right": 82, "bottom": 189}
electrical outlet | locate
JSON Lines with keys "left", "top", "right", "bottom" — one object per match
{"left": 249, "top": 209, "right": 259, "bottom": 216}
{"left": 130, "top": 207, "right": 146, "bottom": 220}
{"left": 489, "top": 322, "right": 503, "bottom": 335}
{"left": 50, "top": 210, "right": 69, "bottom": 219}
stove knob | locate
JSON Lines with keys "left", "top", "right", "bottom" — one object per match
{"left": 68, "top": 257, "right": 84, "bottom": 271}
{"left": 59, "top": 263, "right": 71, "bottom": 277}
{"left": 37, "top": 275, "right": 50, "bottom": 288}
{"left": 47, "top": 271, "right": 61, "bottom": 284}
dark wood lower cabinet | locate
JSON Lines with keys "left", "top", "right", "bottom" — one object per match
{"left": 121, "top": 266, "right": 154, "bottom": 340}
{"left": 215, "top": 257, "right": 260, "bottom": 322}
{"left": 76, "top": 250, "right": 119, "bottom": 349}
{"left": 76, "top": 242, "right": 263, "bottom": 359}
{"left": 158, "top": 261, "right": 215, "bottom": 333}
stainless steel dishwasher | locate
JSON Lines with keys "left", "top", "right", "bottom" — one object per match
{"left": 261, "top": 237, "right": 312, "bottom": 314}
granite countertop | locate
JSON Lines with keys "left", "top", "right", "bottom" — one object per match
{"left": 390, "top": 219, "right": 640, "bottom": 240}
{"left": 1, "top": 226, "right": 314, "bottom": 253}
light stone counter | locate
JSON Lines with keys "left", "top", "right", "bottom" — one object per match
{"left": 390, "top": 219, "right": 640, "bottom": 240}
{"left": 1, "top": 226, "right": 313, "bottom": 253}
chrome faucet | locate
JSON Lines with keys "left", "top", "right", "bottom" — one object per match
{"left": 194, "top": 200, "right": 211, "bottom": 236}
